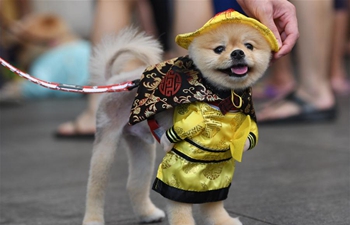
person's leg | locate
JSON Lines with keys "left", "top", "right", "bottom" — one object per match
{"left": 293, "top": 0, "right": 334, "bottom": 107}
{"left": 258, "top": 0, "right": 336, "bottom": 123}
{"left": 172, "top": 0, "right": 213, "bottom": 56}
{"left": 136, "top": 0, "right": 158, "bottom": 38}
{"left": 56, "top": 0, "right": 137, "bottom": 137}
{"left": 330, "top": 3, "right": 349, "bottom": 95}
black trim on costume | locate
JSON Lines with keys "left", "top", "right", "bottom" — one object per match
{"left": 172, "top": 149, "right": 232, "bottom": 163}
{"left": 172, "top": 127, "right": 182, "bottom": 141}
{"left": 166, "top": 129, "right": 175, "bottom": 143}
{"left": 152, "top": 178, "right": 231, "bottom": 204}
{"left": 247, "top": 132, "right": 256, "bottom": 150}
{"left": 249, "top": 132, "right": 256, "bottom": 143}
{"left": 184, "top": 138, "right": 229, "bottom": 153}
{"left": 166, "top": 127, "right": 182, "bottom": 143}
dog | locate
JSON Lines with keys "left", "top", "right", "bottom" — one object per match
{"left": 83, "top": 10, "right": 278, "bottom": 225}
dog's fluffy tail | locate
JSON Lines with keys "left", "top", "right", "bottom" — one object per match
{"left": 89, "top": 26, "right": 163, "bottom": 85}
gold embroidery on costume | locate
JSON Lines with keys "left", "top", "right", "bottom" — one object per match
{"left": 224, "top": 175, "right": 231, "bottom": 187}
{"left": 183, "top": 163, "right": 200, "bottom": 174}
{"left": 161, "top": 153, "right": 176, "bottom": 170}
{"left": 201, "top": 182, "right": 209, "bottom": 189}
{"left": 169, "top": 174, "right": 179, "bottom": 188}
{"left": 202, "top": 123, "right": 219, "bottom": 139}
{"left": 203, "top": 164, "right": 224, "bottom": 180}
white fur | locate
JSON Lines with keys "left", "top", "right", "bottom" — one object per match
{"left": 89, "top": 26, "right": 163, "bottom": 85}
{"left": 160, "top": 133, "right": 174, "bottom": 152}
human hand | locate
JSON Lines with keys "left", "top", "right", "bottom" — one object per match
{"left": 237, "top": 0, "right": 299, "bottom": 60}
{"left": 160, "top": 133, "right": 174, "bottom": 153}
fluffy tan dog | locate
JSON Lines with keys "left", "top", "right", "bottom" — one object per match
{"left": 83, "top": 10, "right": 278, "bottom": 225}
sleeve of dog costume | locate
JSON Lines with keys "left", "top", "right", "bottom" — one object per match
{"left": 230, "top": 115, "right": 259, "bottom": 162}
{"left": 165, "top": 105, "right": 205, "bottom": 143}
{"left": 247, "top": 120, "right": 258, "bottom": 150}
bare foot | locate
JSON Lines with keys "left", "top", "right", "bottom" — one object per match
{"left": 55, "top": 110, "right": 96, "bottom": 138}
{"left": 331, "top": 76, "right": 350, "bottom": 96}
{"left": 257, "top": 91, "right": 336, "bottom": 124}
{"left": 257, "top": 97, "right": 301, "bottom": 121}
{"left": 0, "top": 80, "right": 23, "bottom": 101}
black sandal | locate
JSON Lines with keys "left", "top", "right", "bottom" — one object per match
{"left": 258, "top": 92, "right": 337, "bottom": 125}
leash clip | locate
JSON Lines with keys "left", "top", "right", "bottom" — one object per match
{"left": 128, "top": 79, "right": 140, "bottom": 90}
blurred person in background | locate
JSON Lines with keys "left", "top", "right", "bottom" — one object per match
{"left": 56, "top": 0, "right": 173, "bottom": 138}
{"left": 256, "top": 0, "right": 345, "bottom": 124}
{"left": 0, "top": 1, "right": 93, "bottom": 101}
{"left": 7, "top": 0, "right": 296, "bottom": 138}
{"left": 330, "top": 0, "right": 349, "bottom": 96}
{"left": 0, "top": 0, "right": 31, "bottom": 88}
{"left": 254, "top": 0, "right": 349, "bottom": 99}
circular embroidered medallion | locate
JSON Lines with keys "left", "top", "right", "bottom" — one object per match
{"left": 159, "top": 71, "right": 182, "bottom": 97}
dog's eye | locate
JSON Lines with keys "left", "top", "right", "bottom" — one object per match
{"left": 245, "top": 43, "right": 254, "bottom": 50}
{"left": 214, "top": 46, "right": 225, "bottom": 54}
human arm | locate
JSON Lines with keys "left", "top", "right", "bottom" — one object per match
{"left": 237, "top": 0, "right": 299, "bottom": 59}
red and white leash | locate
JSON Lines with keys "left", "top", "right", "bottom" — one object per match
{"left": 0, "top": 57, "right": 139, "bottom": 93}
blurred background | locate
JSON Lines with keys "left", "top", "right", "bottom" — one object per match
{"left": 0, "top": 1, "right": 349, "bottom": 225}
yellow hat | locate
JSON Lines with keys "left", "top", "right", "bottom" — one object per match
{"left": 175, "top": 9, "right": 279, "bottom": 52}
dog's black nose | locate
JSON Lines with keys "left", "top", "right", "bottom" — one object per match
{"left": 231, "top": 50, "right": 245, "bottom": 60}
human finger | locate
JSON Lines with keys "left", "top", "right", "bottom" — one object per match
{"left": 273, "top": 21, "right": 299, "bottom": 59}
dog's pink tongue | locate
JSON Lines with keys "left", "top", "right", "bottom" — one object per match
{"left": 231, "top": 66, "right": 248, "bottom": 75}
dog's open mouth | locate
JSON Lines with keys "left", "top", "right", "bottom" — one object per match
{"left": 218, "top": 64, "right": 249, "bottom": 77}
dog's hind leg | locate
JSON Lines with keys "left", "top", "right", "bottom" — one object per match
{"left": 199, "top": 201, "right": 242, "bottom": 225}
{"left": 123, "top": 126, "right": 166, "bottom": 223}
{"left": 167, "top": 200, "right": 195, "bottom": 225}
{"left": 83, "top": 125, "right": 122, "bottom": 225}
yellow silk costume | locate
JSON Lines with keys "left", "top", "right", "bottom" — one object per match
{"left": 153, "top": 100, "right": 258, "bottom": 203}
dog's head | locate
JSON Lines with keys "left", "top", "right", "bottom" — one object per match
{"left": 176, "top": 9, "right": 278, "bottom": 91}
{"left": 188, "top": 22, "right": 274, "bottom": 90}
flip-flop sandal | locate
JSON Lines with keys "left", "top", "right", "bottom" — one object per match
{"left": 258, "top": 92, "right": 337, "bottom": 125}
{"left": 54, "top": 121, "right": 95, "bottom": 139}
{"left": 0, "top": 98, "right": 22, "bottom": 107}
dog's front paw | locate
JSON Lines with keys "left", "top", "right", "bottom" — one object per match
{"left": 160, "top": 133, "right": 174, "bottom": 152}
{"left": 216, "top": 217, "right": 242, "bottom": 225}
{"left": 139, "top": 207, "right": 166, "bottom": 223}
{"left": 82, "top": 221, "right": 104, "bottom": 225}
{"left": 233, "top": 217, "right": 243, "bottom": 225}
{"left": 82, "top": 215, "right": 104, "bottom": 225}
{"left": 243, "top": 139, "right": 250, "bottom": 152}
